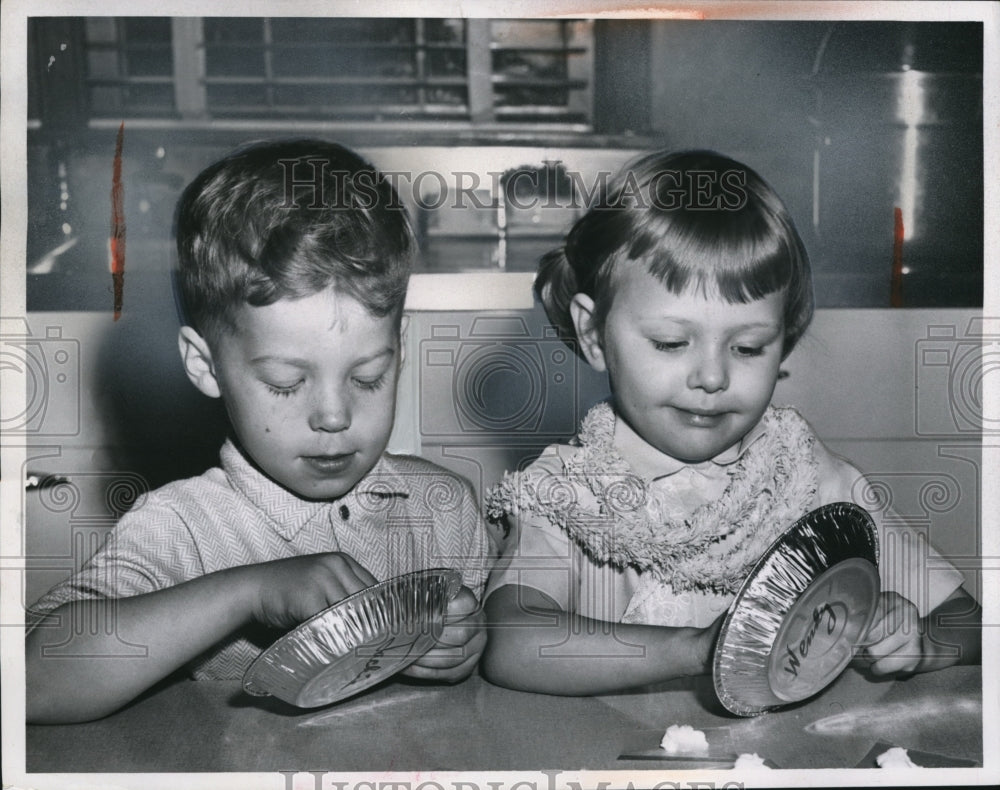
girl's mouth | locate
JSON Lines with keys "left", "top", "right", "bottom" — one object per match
{"left": 676, "top": 408, "right": 726, "bottom": 428}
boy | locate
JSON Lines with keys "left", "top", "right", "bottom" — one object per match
{"left": 26, "top": 139, "right": 496, "bottom": 723}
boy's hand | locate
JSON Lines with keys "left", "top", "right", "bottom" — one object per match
{"left": 403, "top": 586, "right": 486, "bottom": 683}
{"left": 248, "top": 553, "right": 377, "bottom": 631}
{"left": 860, "top": 591, "right": 927, "bottom": 676}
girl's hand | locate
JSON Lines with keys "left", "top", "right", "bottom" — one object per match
{"left": 247, "top": 552, "right": 377, "bottom": 631}
{"left": 860, "top": 591, "right": 928, "bottom": 676}
{"left": 403, "top": 586, "right": 486, "bottom": 683}
{"left": 697, "top": 612, "right": 727, "bottom": 672}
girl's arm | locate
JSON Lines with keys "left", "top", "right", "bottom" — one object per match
{"left": 481, "top": 583, "right": 721, "bottom": 695}
{"left": 26, "top": 553, "right": 374, "bottom": 723}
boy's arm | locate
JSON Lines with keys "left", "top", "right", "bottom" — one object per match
{"left": 481, "top": 583, "right": 720, "bottom": 695}
{"left": 862, "top": 585, "right": 981, "bottom": 676}
{"left": 27, "top": 553, "right": 374, "bottom": 723}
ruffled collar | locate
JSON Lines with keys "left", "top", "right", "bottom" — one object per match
{"left": 486, "top": 401, "right": 819, "bottom": 594}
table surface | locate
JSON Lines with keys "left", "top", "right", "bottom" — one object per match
{"left": 26, "top": 664, "right": 982, "bottom": 773}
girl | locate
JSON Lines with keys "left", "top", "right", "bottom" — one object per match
{"left": 481, "top": 149, "right": 980, "bottom": 695}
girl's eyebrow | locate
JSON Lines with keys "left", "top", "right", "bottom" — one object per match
{"left": 644, "top": 317, "right": 782, "bottom": 333}
{"left": 729, "top": 321, "right": 783, "bottom": 333}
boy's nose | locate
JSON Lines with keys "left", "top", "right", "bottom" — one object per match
{"left": 687, "top": 353, "right": 729, "bottom": 393}
{"left": 308, "top": 392, "right": 351, "bottom": 433}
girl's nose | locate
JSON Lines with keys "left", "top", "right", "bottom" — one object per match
{"left": 687, "top": 352, "right": 729, "bottom": 393}
{"left": 308, "top": 389, "right": 351, "bottom": 433}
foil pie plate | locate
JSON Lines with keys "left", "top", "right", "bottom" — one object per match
{"left": 243, "top": 568, "right": 462, "bottom": 708}
{"left": 713, "top": 502, "right": 880, "bottom": 717}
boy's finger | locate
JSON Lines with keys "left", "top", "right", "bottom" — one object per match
{"left": 404, "top": 650, "right": 480, "bottom": 682}
{"left": 438, "top": 615, "right": 486, "bottom": 648}
{"left": 436, "top": 620, "right": 487, "bottom": 652}
{"left": 338, "top": 554, "right": 378, "bottom": 587}
{"left": 415, "top": 637, "right": 485, "bottom": 670}
{"left": 445, "top": 586, "right": 481, "bottom": 618}
{"left": 411, "top": 645, "right": 468, "bottom": 669}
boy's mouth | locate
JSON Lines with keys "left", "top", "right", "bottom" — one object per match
{"left": 302, "top": 453, "right": 355, "bottom": 474}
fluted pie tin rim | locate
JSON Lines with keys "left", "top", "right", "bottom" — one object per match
{"left": 243, "top": 568, "right": 462, "bottom": 708}
{"left": 713, "top": 502, "right": 880, "bottom": 717}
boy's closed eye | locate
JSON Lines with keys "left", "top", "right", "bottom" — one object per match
{"left": 253, "top": 358, "right": 309, "bottom": 393}
{"left": 265, "top": 380, "right": 305, "bottom": 397}
{"left": 261, "top": 371, "right": 389, "bottom": 396}
{"left": 350, "top": 355, "right": 395, "bottom": 392}
{"left": 649, "top": 338, "right": 770, "bottom": 357}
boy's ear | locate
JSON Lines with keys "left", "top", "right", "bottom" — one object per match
{"left": 569, "top": 293, "right": 607, "bottom": 372}
{"left": 178, "top": 326, "right": 222, "bottom": 398}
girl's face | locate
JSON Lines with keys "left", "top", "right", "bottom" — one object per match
{"left": 574, "top": 266, "right": 785, "bottom": 464}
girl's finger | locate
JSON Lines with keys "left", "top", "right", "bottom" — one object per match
{"left": 869, "top": 640, "right": 922, "bottom": 676}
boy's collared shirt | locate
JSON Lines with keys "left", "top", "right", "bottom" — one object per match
{"left": 28, "top": 440, "right": 496, "bottom": 680}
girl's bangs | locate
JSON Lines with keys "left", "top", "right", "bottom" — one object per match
{"left": 634, "top": 210, "right": 795, "bottom": 304}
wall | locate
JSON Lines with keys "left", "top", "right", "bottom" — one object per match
{"left": 647, "top": 21, "right": 983, "bottom": 307}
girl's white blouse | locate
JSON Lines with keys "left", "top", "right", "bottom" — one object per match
{"left": 485, "top": 406, "right": 965, "bottom": 628}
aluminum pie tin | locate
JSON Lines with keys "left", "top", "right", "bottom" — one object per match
{"left": 243, "top": 568, "right": 462, "bottom": 708}
{"left": 713, "top": 502, "right": 880, "bottom": 717}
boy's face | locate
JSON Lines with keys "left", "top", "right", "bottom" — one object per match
{"left": 577, "top": 266, "right": 785, "bottom": 464}
{"left": 193, "top": 288, "right": 402, "bottom": 500}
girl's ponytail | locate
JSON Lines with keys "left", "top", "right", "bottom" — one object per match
{"left": 534, "top": 246, "right": 580, "bottom": 348}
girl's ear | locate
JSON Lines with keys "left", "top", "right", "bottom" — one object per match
{"left": 178, "top": 326, "right": 222, "bottom": 398}
{"left": 569, "top": 293, "right": 607, "bottom": 372}
{"left": 398, "top": 313, "right": 410, "bottom": 368}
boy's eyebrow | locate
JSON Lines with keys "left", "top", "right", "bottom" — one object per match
{"left": 249, "top": 347, "right": 396, "bottom": 367}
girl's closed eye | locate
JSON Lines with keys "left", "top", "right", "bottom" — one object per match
{"left": 652, "top": 338, "right": 688, "bottom": 352}
{"left": 353, "top": 373, "right": 387, "bottom": 392}
{"left": 733, "top": 344, "right": 765, "bottom": 358}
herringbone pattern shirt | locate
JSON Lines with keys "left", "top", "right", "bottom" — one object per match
{"left": 28, "top": 440, "right": 496, "bottom": 679}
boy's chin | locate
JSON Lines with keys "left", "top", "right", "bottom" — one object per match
{"left": 256, "top": 463, "right": 364, "bottom": 502}
{"left": 286, "top": 476, "right": 364, "bottom": 502}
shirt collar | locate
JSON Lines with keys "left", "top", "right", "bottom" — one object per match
{"left": 219, "top": 439, "right": 401, "bottom": 540}
{"left": 611, "top": 411, "right": 768, "bottom": 482}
